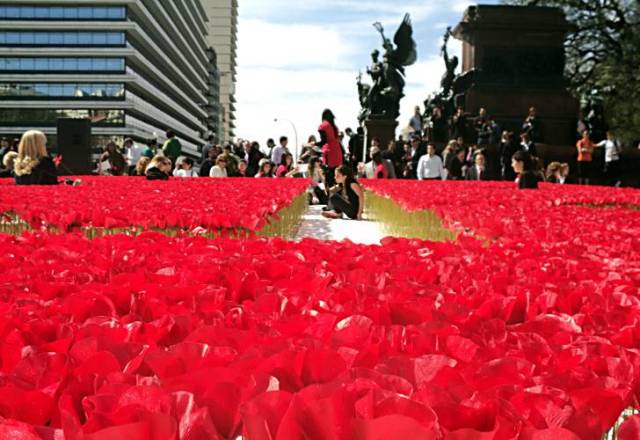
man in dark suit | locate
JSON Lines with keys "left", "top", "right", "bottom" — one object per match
{"left": 407, "top": 135, "right": 427, "bottom": 179}
{"left": 520, "top": 132, "right": 537, "bottom": 157}
{"left": 466, "top": 152, "right": 489, "bottom": 181}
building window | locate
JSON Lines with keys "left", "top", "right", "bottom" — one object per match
{"left": 0, "top": 6, "right": 126, "bottom": 21}
{"left": 0, "top": 109, "right": 125, "bottom": 126}
{"left": 0, "top": 57, "right": 125, "bottom": 73}
{"left": 0, "top": 83, "right": 126, "bottom": 100}
{"left": 0, "top": 31, "right": 126, "bottom": 47}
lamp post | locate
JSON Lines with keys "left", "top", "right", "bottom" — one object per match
{"left": 274, "top": 118, "right": 299, "bottom": 162}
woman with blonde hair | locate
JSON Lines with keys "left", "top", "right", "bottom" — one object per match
{"left": 546, "top": 162, "right": 563, "bottom": 183}
{"left": 0, "top": 151, "right": 18, "bottom": 178}
{"left": 14, "top": 130, "right": 57, "bottom": 185}
{"left": 145, "top": 155, "right": 172, "bottom": 181}
{"left": 134, "top": 156, "right": 151, "bottom": 176}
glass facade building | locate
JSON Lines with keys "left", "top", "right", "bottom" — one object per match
{"left": 0, "top": 1, "right": 221, "bottom": 156}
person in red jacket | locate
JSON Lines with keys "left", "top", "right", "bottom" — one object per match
{"left": 318, "top": 109, "right": 344, "bottom": 192}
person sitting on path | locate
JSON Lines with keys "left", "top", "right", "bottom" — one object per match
{"left": 322, "top": 165, "right": 364, "bottom": 221}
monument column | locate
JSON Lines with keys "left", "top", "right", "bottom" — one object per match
{"left": 452, "top": 5, "right": 579, "bottom": 146}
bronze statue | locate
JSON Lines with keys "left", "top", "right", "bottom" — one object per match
{"left": 356, "top": 72, "right": 371, "bottom": 124}
{"left": 440, "top": 27, "right": 459, "bottom": 98}
{"left": 357, "top": 14, "right": 417, "bottom": 122}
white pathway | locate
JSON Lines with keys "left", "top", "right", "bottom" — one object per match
{"left": 294, "top": 205, "right": 385, "bottom": 245}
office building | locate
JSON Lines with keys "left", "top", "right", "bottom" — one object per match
{"left": 0, "top": 1, "right": 221, "bottom": 156}
{"left": 202, "top": 0, "right": 237, "bottom": 142}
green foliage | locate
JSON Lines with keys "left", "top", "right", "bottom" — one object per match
{"left": 503, "top": 0, "right": 640, "bottom": 143}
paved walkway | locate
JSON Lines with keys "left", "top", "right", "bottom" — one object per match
{"left": 294, "top": 205, "right": 385, "bottom": 245}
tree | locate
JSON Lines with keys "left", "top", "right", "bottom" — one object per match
{"left": 503, "top": 0, "right": 640, "bottom": 144}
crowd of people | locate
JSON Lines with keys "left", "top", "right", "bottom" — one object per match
{"left": 0, "top": 103, "right": 634, "bottom": 221}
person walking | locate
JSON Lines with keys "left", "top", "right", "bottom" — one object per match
{"left": 596, "top": 130, "right": 623, "bottom": 186}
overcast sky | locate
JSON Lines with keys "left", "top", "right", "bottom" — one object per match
{"left": 234, "top": 0, "right": 498, "bottom": 148}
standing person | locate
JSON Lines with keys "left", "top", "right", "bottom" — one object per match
{"left": 322, "top": 165, "right": 364, "bottom": 221}
{"left": 265, "top": 138, "right": 276, "bottom": 160}
{"left": 124, "top": 138, "right": 144, "bottom": 175}
{"left": 318, "top": 109, "right": 344, "bottom": 190}
{"left": 596, "top": 130, "right": 623, "bottom": 186}
{"left": 520, "top": 132, "right": 537, "bottom": 157}
{"left": 209, "top": 155, "right": 228, "bottom": 178}
{"left": 200, "top": 148, "right": 216, "bottom": 177}
{"left": 243, "top": 141, "right": 262, "bottom": 177}
{"left": 13, "top": 130, "right": 58, "bottom": 185}
{"left": 522, "top": 107, "right": 540, "bottom": 142}
{"left": 271, "top": 136, "right": 290, "bottom": 166}
{"left": 576, "top": 130, "right": 595, "bottom": 185}
{"left": 348, "top": 127, "right": 365, "bottom": 171}
{"left": 512, "top": 150, "right": 539, "bottom": 189}
{"left": 474, "top": 108, "right": 489, "bottom": 145}
{"left": 405, "top": 136, "right": 426, "bottom": 179}
{"left": 99, "top": 141, "right": 126, "bottom": 176}
{"left": 142, "top": 138, "right": 159, "bottom": 159}
{"left": 451, "top": 107, "right": 467, "bottom": 141}
{"left": 445, "top": 149, "right": 466, "bottom": 180}
{"left": 221, "top": 144, "right": 239, "bottom": 176}
{"left": 162, "top": 130, "right": 182, "bottom": 166}
{"left": 466, "top": 153, "right": 488, "bottom": 181}
{"left": 417, "top": 143, "right": 444, "bottom": 180}
{"left": 431, "top": 106, "right": 448, "bottom": 143}
{"left": 499, "top": 131, "right": 518, "bottom": 181}
{"left": 145, "top": 156, "right": 172, "bottom": 181}
{"left": 201, "top": 135, "right": 215, "bottom": 164}
{"left": 409, "top": 106, "right": 423, "bottom": 135}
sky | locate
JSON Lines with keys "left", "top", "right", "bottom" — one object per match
{"left": 234, "top": 0, "right": 499, "bottom": 149}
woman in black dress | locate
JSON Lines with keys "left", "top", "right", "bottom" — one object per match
{"left": 13, "top": 130, "right": 57, "bottom": 185}
{"left": 322, "top": 165, "right": 364, "bottom": 220}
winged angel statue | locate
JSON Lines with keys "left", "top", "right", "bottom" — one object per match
{"left": 357, "top": 14, "right": 417, "bottom": 123}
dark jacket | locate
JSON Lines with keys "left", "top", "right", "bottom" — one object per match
{"left": 199, "top": 159, "right": 214, "bottom": 177}
{"left": 15, "top": 157, "right": 58, "bottom": 185}
{"left": 466, "top": 166, "right": 489, "bottom": 181}
{"left": 518, "top": 171, "right": 539, "bottom": 189}
{"left": 446, "top": 156, "right": 464, "bottom": 180}
{"left": 146, "top": 167, "right": 169, "bottom": 181}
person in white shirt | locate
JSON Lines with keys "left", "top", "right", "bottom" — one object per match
{"left": 124, "top": 138, "right": 144, "bottom": 174}
{"left": 209, "top": 155, "right": 228, "bottom": 178}
{"left": 174, "top": 157, "right": 198, "bottom": 177}
{"left": 363, "top": 146, "right": 396, "bottom": 179}
{"left": 417, "top": 143, "right": 444, "bottom": 180}
{"left": 271, "top": 136, "right": 290, "bottom": 166}
{"left": 596, "top": 130, "right": 622, "bottom": 186}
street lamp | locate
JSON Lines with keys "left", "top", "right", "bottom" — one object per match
{"left": 274, "top": 118, "right": 299, "bottom": 162}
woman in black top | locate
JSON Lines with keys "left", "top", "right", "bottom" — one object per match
{"left": 322, "top": 165, "right": 364, "bottom": 220}
{"left": 512, "top": 150, "right": 539, "bottom": 189}
{"left": 145, "top": 156, "right": 172, "bottom": 181}
{"left": 13, "top": 130, "right": 58, "bottom": 186}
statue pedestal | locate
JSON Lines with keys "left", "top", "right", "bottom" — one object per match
{"left": 363, "top": 118, "right": 398, "bottom": 163}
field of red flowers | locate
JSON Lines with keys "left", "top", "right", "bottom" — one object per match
{"left": 0, "top": 177, "right": 309, "bottom": 234}
{"left": 1, "top": 180, "right": 640, "bottom": 439}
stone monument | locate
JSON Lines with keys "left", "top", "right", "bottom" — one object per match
{"left": 451, "top": 5, "right": 579, "bottom": 146}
